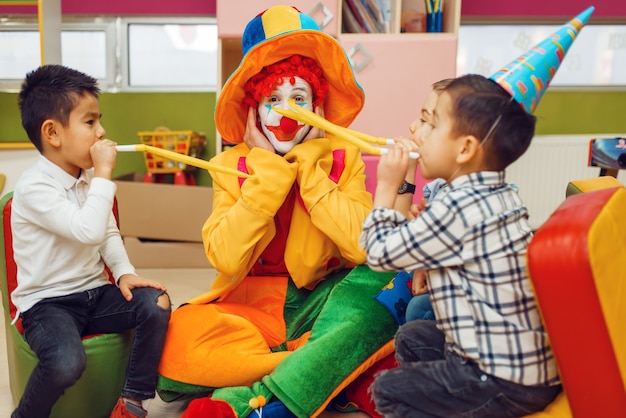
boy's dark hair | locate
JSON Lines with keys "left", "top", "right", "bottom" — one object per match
{"left": 445, "top": 74, "right": 536, "bottom": 170}
{"left": 18, "top": 64, "right": 100, "bottom": 152}
{"left": 432, "top": 78, "right": 453, "bottom": 94}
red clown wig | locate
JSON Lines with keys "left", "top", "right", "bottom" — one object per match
{"left": 243, "top": 54, "right": 329, "bottom": 110}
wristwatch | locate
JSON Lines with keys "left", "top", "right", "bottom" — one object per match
{"left": 398, "top": 180, "right": 416, "bottom": 195}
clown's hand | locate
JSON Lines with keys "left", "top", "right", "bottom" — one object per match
{"left": 244, "top": 107, "right": 275, "bottom": 153}
{"left": 303, "top": 106, "right": 326, "bottom": 142}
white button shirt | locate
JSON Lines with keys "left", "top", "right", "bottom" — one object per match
{"left": 10, "top": 156, "right": 136, "bottom": 319}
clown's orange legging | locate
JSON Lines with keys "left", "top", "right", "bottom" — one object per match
{"left": 159, "top": 275, "right": 315, "bottom": 388}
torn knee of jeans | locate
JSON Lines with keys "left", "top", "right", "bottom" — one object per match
{"left": 157, "top": 292, "right": 171, "bottom": 310}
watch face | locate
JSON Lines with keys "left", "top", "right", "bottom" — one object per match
{"left": 398, "top": 181, "right": 415, "bottom": 194}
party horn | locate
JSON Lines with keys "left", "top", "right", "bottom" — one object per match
{"left": 273, "top": 99, "right": 419, "bottom": 159}
{"left": 280, "top": 99, "right": 394, "bottom": 146}
{"left": 339, "top": 127, "right": 394, "bottom": 146}
{"left": 116, "top": 144, "right": 250, "bottom": 178}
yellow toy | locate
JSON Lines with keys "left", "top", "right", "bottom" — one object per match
{"left": 273, "top": 99, "right": 420, "bottom": 159}
{"left": 116, "top": 144, "right": 250, "bottom": 178}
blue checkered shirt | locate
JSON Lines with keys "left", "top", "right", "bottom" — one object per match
{"left": 360, "top": 171, "right": 560, "bottom": 386}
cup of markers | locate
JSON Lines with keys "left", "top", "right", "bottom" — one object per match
{"left": 425, "top": 0, "right": 444, "bottom": 33}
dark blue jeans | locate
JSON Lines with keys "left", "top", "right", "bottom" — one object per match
{"left": 12, "top": 284, "right": 171, "bottom": 418}
{"left": 371, "top": 320, "right": 561, "bottom": 418}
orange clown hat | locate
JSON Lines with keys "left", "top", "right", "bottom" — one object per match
{"left": 490, "top": 6, "right": 594, "bottom": 114}
{"left": 215, "top": 5, "right": 365, "bottom": 144}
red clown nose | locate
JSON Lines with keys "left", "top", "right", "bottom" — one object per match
{"left": 279, "top": 116, "right": 299, "bottom": 134}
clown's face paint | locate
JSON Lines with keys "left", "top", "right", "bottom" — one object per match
{"left": 258, "top": 76, "right": 313, "bottom": 154}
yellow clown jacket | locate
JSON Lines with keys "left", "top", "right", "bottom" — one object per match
{"left": 190, "top": 136, "right": 372, "bottom": 304}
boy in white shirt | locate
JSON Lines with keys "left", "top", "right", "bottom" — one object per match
{"left": 11, "top": 64, "right": 171, "bottom": 418}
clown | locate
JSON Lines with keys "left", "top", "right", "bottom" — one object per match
{"left": 157, "top": 5, "right": 398, "bottom": 418}
{"left": 246, "top": 55, "right": 324, "bottom": 155}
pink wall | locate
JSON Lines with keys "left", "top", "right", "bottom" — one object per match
{"left": 462, "top": 0, "right": 626, "bottom": 19}
{"left": 0, "top": 0, "right": 216, "bottom": 15}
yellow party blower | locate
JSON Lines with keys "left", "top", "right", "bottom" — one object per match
{"left": 273, "top": 99, "right": 419, "bottom": 159}
{"left": 116, "top": 144, "right": 250, "bottom": 178}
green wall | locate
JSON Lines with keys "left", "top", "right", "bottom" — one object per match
{"left": 534, "top": 90, "right": 626, "bottom": 135}
{"left": 0, "top": 91, "right": 217, "bottom": 186}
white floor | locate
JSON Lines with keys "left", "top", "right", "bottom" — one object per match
{"left": 0, "top": 267, "right": 217, "bottom": 418}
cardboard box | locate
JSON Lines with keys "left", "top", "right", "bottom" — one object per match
{"left": 114, "top": 173, "right": 213, "bottom": 242}
{"left": 123, "top": 236, "right": 211, "bottom": 268}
